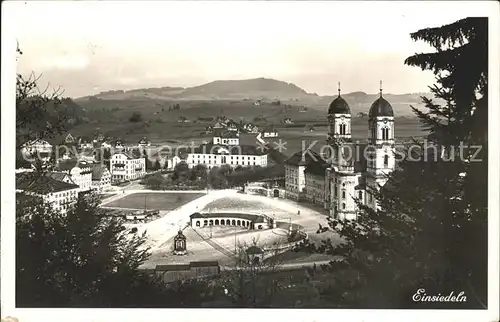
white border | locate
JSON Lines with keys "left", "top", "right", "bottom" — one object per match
{"left": 2, "top": 1, "right": 499, "bottom": 322}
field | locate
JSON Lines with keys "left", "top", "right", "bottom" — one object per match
{"left": 60, "top": 98, "right": 427, "bottom": 150}
{"left": 104, "top": 192, "right": 205, "bottom": 210}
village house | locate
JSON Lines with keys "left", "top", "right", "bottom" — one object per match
{"left": 138, "top": 137, "right": 151, "bottom": 149}
{"left": 212, "top": 130, "right": 240, "bottom": 145}
{"left": 166, "top": 155, "right": 183, "bottom": 170}
{"left": 78, "top": 136, "right": 93, "bottom": 150}
{"left": 16, "top": 174, "right": 80, "bottom": 214}
{"left": 113, "top": 139, "right": 125, "bottom": 149}
{"left": 20, "top": 138, "right": 53, "bottom": 163}
{"left": 55, "top": 159, "right": 94, "bottom": 192}
{"left": 64, "top": 133, "right": 76, "bottom": 144}
{"left": 94, "top": 133, "right": 105, "bottom": 142}
{"left": 226, "top": 120, "right": 239, "bottom": 132}
{"left": 91, "top": 164, "right": 112, "bottom": 192}
{"left": 261, "top": 126, "right": 279, "bottom": 138}
{"left": 304, "top": 162, "right": 328, "bottom": 205}
{"left": 284, "top": 150, "right": 323, "bottom": 201}
{"left": 243, "top": 123, "right": 259, "bottom": 133}
{"left": 110, "top": 151, "right": 146, "bottom": 183}
{"left": 44, "top": 172, "right": 77, "bottom": 185}
{"left": 212, "top": 120, "right": 226, "bottom": 129}
{"left": 284, "top": 117, "right": 293, "bottom": 124}
{"left": 186, "top": 141, "right": 267, "bottom": 170}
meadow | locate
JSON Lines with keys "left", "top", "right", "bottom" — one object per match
{"left": 62, "top": 99, "right": 427, "bottom": 157}
{"left": 104, "top": 192, "right": 205, "bottom": 210}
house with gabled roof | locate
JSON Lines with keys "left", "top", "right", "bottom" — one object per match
{"left": 212, "top": 130, "right": 239, "bottom": 145}
{"left": 64, "top": 133, "right": 76, "bottom": 144}
{"left": 91, "top": 164, "right": 111, "bottom": 192}
{"left": 110, "top": 151, "right": 146, "bottom": 183}
{"left": 226, "top": 120, "right": 239, "bottom": 132}
{"left": 261, "top": 126, "right": 279, "bottom": 138}
{"left": 243, "top": 123, "right": 259, "bottom": 134}
{"left": 284, "top": 149, "right": 323, "bottom": 201}
{"left": 16, "top": 173, "right": 80, "bottom": 214}
{"left": 138, "top": 137, "right": 151, "bottom": 149}
{"left": 78, "top": 136, "right": 93, "bottom": 149}
{"left": 55, "top": 159, "right": 94, "bottom": 192}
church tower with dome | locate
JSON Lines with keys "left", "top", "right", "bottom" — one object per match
{"left": 323, "top": 81, "right": 396, "bottom": 220}
{"left": 365, "top": 82, "right": 396, "bottom": 209}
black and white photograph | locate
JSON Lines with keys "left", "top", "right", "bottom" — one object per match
{"left": 1, "top": 1, "right": 499, "bottom": 321}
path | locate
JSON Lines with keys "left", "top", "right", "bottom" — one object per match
{"left": 136, "top": 189, "right": 241, "bottom": 251}
{"left": 219, "top": 258, "right": 342, "bottom": 272}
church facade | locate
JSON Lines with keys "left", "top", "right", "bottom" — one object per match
{"left": 324, "top": 86, "right": 396, "bottom": 220}
{"left": 284, "top": 84, "right": 396, "bottom": 220}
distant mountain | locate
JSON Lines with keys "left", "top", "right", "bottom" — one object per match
{"left": 75, "top": 77, "right": 437, "bottom": 117}
{"left": 76, "top": 78, "right": 309, "bottom": 101}
{"left": 180, "top": 78, "right": 308, "bottom": 100}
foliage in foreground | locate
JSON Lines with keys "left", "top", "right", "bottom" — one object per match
{"left": 15, "top": 192, "right": 210, "bottom": 307}
{"left": 298, "top": 17, "right": 488, "bottom": 309}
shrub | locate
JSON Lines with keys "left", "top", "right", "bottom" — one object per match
{"left": 129, "top": 112, "right": 142, "bottom": 123}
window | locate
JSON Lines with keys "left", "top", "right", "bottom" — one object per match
{"left": 342, "top": 190, "right": 346, "bottom": 199}
{"left": 342, "top": 203, "right": 346, "bottom": 209}
{"left": 382, "top": 127, "right": 390, "bottom": 140}
{"left": 339, "top": 123, "right": 347, "bottom": 135}
{"left": 384, "top": 155, "right": 389, "bottom": 167}
{"left": 358, "top": 190, "right": 363, "bottom": 200}
{"left": 334, "top": 185, "right": 338, "bottom": 197}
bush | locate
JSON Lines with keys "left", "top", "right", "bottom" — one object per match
{"left": 129, "top": 112, "right": 142, "bottom": 123}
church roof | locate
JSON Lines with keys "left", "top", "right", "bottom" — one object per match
{"left": 285, "top": 150, "right": 324, "bottom": 166}
{"left": 304, "top": 162, "right": 328, "bottom": 176}
{"left": 328, "top": 95, "right": 351, "bottom": 115}
{"left": 369, "top": 96, "right": 394, "bottom": 118}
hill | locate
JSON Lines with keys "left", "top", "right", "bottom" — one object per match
{"left": 74, "top": 77, "right": 438, "bottom": 117}
{"left": 180, "top": 78, "right": 309, "bottom": 100}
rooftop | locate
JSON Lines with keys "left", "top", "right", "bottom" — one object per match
{"left": 190, "top": 212, "right": 266, "bottom": 223}
{"left": 56, "top": 159, "right": 93, "bottom": 171}
{"left": 305, "top": 162, "right": 328, "bottom": 176}
{"left": 285, "top": 149, "right": 324, "bottom": 166}
{"left": 91, "top": 164, "right": 108, "bottom": 180}
{"left": 191, "top": 143, "right": 266, "bottom": 156}
{"left": 16, "top": 173, "right": 79, "bottom": 194}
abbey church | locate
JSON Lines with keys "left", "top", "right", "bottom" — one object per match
{"left": 284, "top": 84, "right": 396, "bottom": 220}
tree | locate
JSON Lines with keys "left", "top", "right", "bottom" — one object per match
{"left": 129, "top": 112, "right": 142, "bottom": 123}
{"left": 172, "top": 162, "right": 190, "bottom": 181}
{"left": 213, "top": 238, "right": 285, "bottom": 307}
{"left": 143, "top": 173, "right": 165, "bottom": 190}
{"left": 207, "top": 167, "right": 228, "bottom": 189}
{"left": 404, "top": 17, "right": 487, "bottom": 148}
{"left": 153, "top": 157, "right": 162, "bottom": 171}
{"left": 303, "top": 17, "right": 488, "bottom": 309}
{"left": 16, "top": 192, "right": 169, "bottom": 307}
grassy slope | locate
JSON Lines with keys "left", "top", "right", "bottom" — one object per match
{"left": 64, "top": 99, "right": 426, "bottom": 152}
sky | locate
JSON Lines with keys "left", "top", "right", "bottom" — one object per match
{"left": 6, "top": 1, "right": 493, "bottom": 98}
